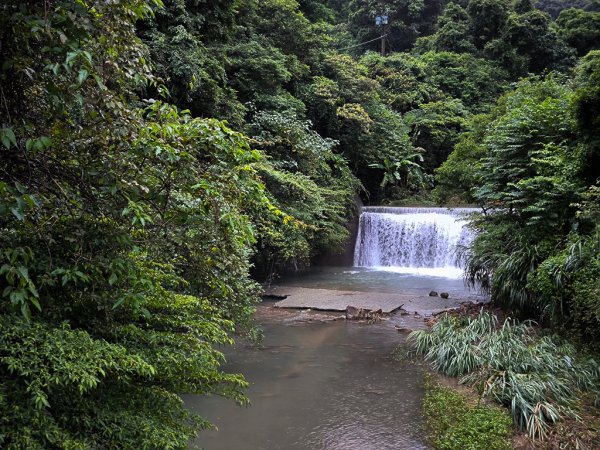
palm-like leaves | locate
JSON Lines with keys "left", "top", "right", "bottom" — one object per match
{"left": 369, "top": 149, "right": 425, "bottom": 190}
{"left": 409, "top": 311, "right": 600, "bottom": 440}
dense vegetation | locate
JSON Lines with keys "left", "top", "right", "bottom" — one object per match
{"left": 1, "top": 0, "right": 599, "bottom": 447}
{"left": 412, "top": 312, "right": 600, "bottom": 439}
{"left": 422, "top": 374, "right": 512, "bottom": 450}
{"left": 436, "top": 53, "right": 600, "bottom": 343}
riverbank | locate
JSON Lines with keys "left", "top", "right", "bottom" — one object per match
{"left": 422, "top": 374, "right": 513, "bottom": 450}
{"left": 412, "top": 307, "right": 600, "bottom": 450}
{"left": 423, "top": 353, "right": 600, "bottom": 450}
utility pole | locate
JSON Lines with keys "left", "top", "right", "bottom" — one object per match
{"left": 375, "top": 14, "right": 388, "bottom": 56}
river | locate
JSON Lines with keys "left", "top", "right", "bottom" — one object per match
{"left": 186, "top": 207, "right": 482, "bottom": 449}
{"left": 185, "top": 311, "right": 427, "bottom": 449}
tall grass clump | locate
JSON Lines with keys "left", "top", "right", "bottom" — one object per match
{"left": 409, "top": 312, "right": 600, "bottom": 440}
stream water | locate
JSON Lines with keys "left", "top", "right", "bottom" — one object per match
{"left": 277, "top": 266, "right": 482, "bottom": 300}
{"left": 185, "top": 319, "right": 426, "bottom": 449}
{"left": 186, "top": 207, "right": 482, "bottom": 449}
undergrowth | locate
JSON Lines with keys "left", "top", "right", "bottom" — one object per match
{"left": 423, "top": 375, "right": 512, "bottom": 450}
{"left": 410, "top": 312, "right": 600, "bottom": 441}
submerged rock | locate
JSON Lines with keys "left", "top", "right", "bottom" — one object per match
{"left": 346, "top": 305, "right": 383, "bottom": 321}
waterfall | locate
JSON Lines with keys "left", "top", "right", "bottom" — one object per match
{"left": 353, "top": 207, "right": 477, "bottom": 277}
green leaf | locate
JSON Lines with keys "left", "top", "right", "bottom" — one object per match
{"left": 65, "top": 51, "right": 78, "bottom": 69}
{"left": 10, "top": 207, "right": 24, "bottom": 221}
{"left": 39, "top": 136, "right": 51, "bottom": 148}
{"left": 112, "top": 297, "right": 125, "bottom": 309}
{"left": 77, "top": 69, "right": 89, "bottom": 85}
{"left": 1, "top": 128, "right": 16, "bottom": 149}
{"left": 4, "top": 128, "right": 17, "bottom": 148}
{"left": 17, "top": 266, "right": 29, "bottom": 281}
{"left": 30, "top": 296, "right": 41, "bottom": 312}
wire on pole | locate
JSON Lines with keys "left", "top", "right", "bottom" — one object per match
{"left": 338, "top": 34, "right": 388, "bottom": 51}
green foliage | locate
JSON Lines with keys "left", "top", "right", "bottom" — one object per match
{"left": 361, "top": 51, "right": 508, "bottom": 114}
{"left": 404, "top": 99, "right": 469, "bottom": 169}
{"left": 422, "top": 2, "right": 477, "bottom": 54}
{"left": 347, "top": 0, "right": 451, "bottom": 53}
{"left": 451, "top": 74, "right": 599, "bottom": 322}
{"left": 433, "top": 114, "right": 488, "bottom": 203}
{"left": 437, "top": 60, "right": 600, "bottom": 328}
{"left": 423, "top": 377, "right": 512, "bottom": 450}
{"left": 3, "top": 0, "right": 600, "bottom": 446}
{"left": 411, "top": 312, "right": 600, "bottom": 440}
{"left": 421, "top": 0, "right": 575, "bottom": 77}
{"left": 141, "top": 21, "right": 245, "bottom": 124}
{"left": 474, "top": 77, "right": 578, "bottom": 222}
{"left": 368, "top": 150, "right": 426, "bottom": 190}
{"left": 572, "top": 50, "right": 600, "bottom": 183}
{"left": 246, "top": 112, "right": 359, "bottom": 274}
{"left": 535, "top": 0, "right": 600, "bottom": 19}
{"left": 0, "top": 0, "right": 272, "bottom": 446}
{"left": 555, "top": 8, "right": 600, "bottom": 57}
{"left": 528, "top": 227, "right": 600, "bottom": 345}
{"left": 467, "top": 0, "right": 511, "bottom": 49}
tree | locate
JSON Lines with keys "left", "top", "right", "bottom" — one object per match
{"left": 457, "top": 73, "right": 599, "bottom": 331}
{"left": 534, "top": 0, "right": 599, "bottom": 19}
{"left": 428, "top": 2, "right": 476, "bottom": 53}
{"left": 467, "top": 0, "right": 511, "bottom": 49}
{"left": 434, "top": 114, "right": 490, "bottom": 204}
{"left": 404, "top": 99, "right": 470, "bottom": 170}
{"left": 137, "top": 0, "right": 244, "bottom": 120}
{"left": 555, "top": 8, "right": 600, "bottom": 57}
{"left": 368, "top": 150, "right": 426, "bottom": 192}
{"left": 497, "top": 9, "right": 574, "bottom": 75}
{"left": 0, "top": 1, "right": 274, "bottom": 446}
{"left": 347, "top": 0, "right": 450, "bottom": 53}
{"left": 245, "top": 111, "right": 359, "bottom": 275}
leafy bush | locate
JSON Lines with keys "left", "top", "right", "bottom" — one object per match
{"left": 246, "top": 111, "right": 359, "bottom": 276}
{"left": 410, "top": 312, "right": 600, "bottom": 440}
{"left": 0, "top": 1, "right": 269, "bottom": 446}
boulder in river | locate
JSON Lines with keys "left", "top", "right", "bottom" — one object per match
{"left": 429, "top": 291, "right": 438, "bottom": 297}
{"left": 440, "top": 292, "right": 449, "bottom": 299}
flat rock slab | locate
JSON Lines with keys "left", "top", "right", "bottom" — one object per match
{"left": 265, "top": 286, "right": 471, "bottom": 314}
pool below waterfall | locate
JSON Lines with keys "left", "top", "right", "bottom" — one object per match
{"left": 185, "top": 206, "right": 485, "bottom": 449}
{"left": 185, "top": 317, "right": 427, "bottom": 450}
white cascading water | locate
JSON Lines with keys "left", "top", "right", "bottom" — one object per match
{"left": 353, "top": 207, "right": 477, "bottom": 278}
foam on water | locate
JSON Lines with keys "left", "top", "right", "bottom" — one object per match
{"left": 370, "top": 265, "right": 465, "bottom": 278}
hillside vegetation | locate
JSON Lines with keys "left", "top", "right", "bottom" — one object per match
{"left": 1, "top": 0, "right": 599, "bottom": 447}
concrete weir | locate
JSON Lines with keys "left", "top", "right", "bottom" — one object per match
{"left": 265, "top": 285, "right": 475, "bottom": 316}
{"left": 266, "top": 206, "right": 484, "bottom": 316}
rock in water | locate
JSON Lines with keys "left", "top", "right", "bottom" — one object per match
{"left": 440, "top": 292, "right": 449, "bottom": 299}
{"left": 429, "top": 291, "right": 438, "bottom": 297}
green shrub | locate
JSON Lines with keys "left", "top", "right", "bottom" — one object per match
{"left": 411, "top": 312, "right": 600, "bottom": 440}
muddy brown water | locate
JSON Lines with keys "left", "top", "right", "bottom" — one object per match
{"left": 185, "top": 316, "right": 427, "bottom": 449}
